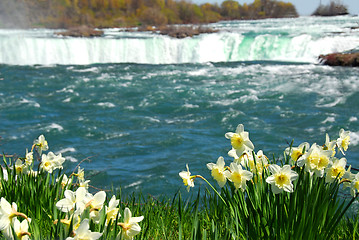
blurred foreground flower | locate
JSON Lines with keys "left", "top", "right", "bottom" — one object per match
{"left": 66, "top": 219, "right": 102, "bottom": 240}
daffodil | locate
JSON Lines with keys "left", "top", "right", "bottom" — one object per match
{"left": 24, "top": 149, "right": 33, "bottom": 166}
{"left": 105, "top": 195, "right": 120, "bottom": 225}
{"left": 324, "top": 134, "right": 336, "bottom": 157}
{"left": 243, "top": 150, "right": 268, "bottom": 176}
{"left": 66, "top": 219, "right": 102, "bottom": 240}
{"left": 117, "top": 208, "right": 144, "bottom": 240}
{"left": 207, "top": 157, "right": 227, "bottom": 188}
{"left": 285, "top": 142, "right": 309, "bottom": 162}
{"left": 56, "top": 187, "right": 87, "bottom": 213}
{"left": 13, "top": 218, "right": 31, "bottom": 240}
{"left": 266, "top": 164, "right": 298, "bottom": 194}
{"left": 40, "top": 152, "right": 65, "bottom": 173}
{"left": 56, "top": 174, "right": 72, "bottom": 188}
{"left": 336, "top": 128, "right": 350, "bottom": 155}
{"left": 179, "top": 164, "right": 195, "bottom": 192}
{"left": 0, "top": 198, "right": 28, "bottom": 232}
{"left": 297, "top": 143, "right": 333, "bottom": 177}
{"left": 85, "top": 191, "right": 106, "bottom": 224}
{"left": 325, "top": 157, "right": 347, "bottom": 183}
{"left": 348, "top": 172, "right": 359, "bottom": 197}
{"left": 14, "top": 159, "right": 28, "bottom": 175}
{"left": 225, "top": 124, "right": 254, "bottom": 156}
{"left": 224, "top": 162, "right": 253, "bottom": 192}
{"left": 33, "top": 134, "right": 48, "bottom": 154}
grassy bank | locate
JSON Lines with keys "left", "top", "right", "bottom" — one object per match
{"left": 0, "top": 124, "right": 358, "bottom": 239}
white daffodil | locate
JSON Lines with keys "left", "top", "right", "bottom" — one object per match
{"left": 66, "top": 219, "right": 102, "bottom": 240}
{"left": 266, "top": 164, "right": 298, "bottom": 194}
{"left": 179, "top": 164, "right": 195, "bottom": 192}
{"left": 13, "top": 218, "right": 31, "bottom": 240}
{"left": 297, "top": 143, "right": 333, "bottom": 177}
{"left": 34, "top": 134, "right": 49, "bottom": 154}
{"left": 348, "top": 172, "right": 359, "bottom": 197}
{"left": 85, "top": 191, "right": 106, "bottom": 224}
{"left": 224, "top": 162, "right": 253, "bottom": 192}
{"left": 246, "top": 150, "right": 268, "bottom": 176}
{"left": 0, "top": 198, "right": 28, "bottom": 232}
{"left": 337, "top": 129, "right": 350, "bottom": 155}
{"left": 325, "top": 134, "right": 336, "bottom": 157}
{"left": 56, "top": 187, "right": 87, "bottom": 213}
{"left": 225, "top": 124, "right": 254, "bottom": 157}
{"left": 56, "top": 174, "right": 72, "bottom": 188}
{"left": 105, "top": 195, "right": 120, "bottom": 225}
{"left": 285, "top": 142, "right": 310, "bottom": 162}
{"left": 76, "top": 167, "right": 85, "bottom": 182}
{"left": 24, "top": 149, "right": 33, "bottom": 166}
{"left": 117, "top": 208, "right": 144, "bottom": 240}
{"left": 207, "top": 156, "right": 227, "bottom": 188}
{"left": 40, "top": 152, "right": 66, "bottom": 173}
{"left": 14, "top": 159, "right": 28, "bottom": 175}
{"left": 325, "top": 157, "right": 347, "bottom": 183}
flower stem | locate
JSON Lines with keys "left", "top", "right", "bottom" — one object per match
{"left": 195, "top": 175, "right": 227, "bottom": 206}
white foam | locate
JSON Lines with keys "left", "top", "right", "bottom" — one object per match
{"left": 65, "top": 156, "right": 78, "bottom": 162}
{"left": 57, "top": 147, "right": 76, "bottom": 154}
{"left": 124, "top": 180, "right": 142, "bottom": 188}
{"left": 45, "top": 123, "right": 64, "bottom": 132}
{"left": 97, "top": 102, "right": 116, "bottom": 108}
{"left": 349, "top": 116, "right": 358, "bottom": 122}
{"left": 321, "top": 116, "right": 336, "bottom": 124}
{"left": 350, "top": 132, "right": 359, "bottom": 146}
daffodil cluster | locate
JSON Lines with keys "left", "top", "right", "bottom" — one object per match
{"left": 0, "top": 198, "right": 30, "bottom": 240}
{"left": 0, "top": 135, "right": 144, "bottom": 240}
{"left": 179, "top": 124, "right": 357, "bottom": 198}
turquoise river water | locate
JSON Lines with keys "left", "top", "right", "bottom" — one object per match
{"left": 0, "top": 16, "right": 359, "bottom": 196}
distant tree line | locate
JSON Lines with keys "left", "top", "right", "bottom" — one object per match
{"left": 0, "top": 0, "right": 298, "bottom": 28}
{"left": 312, "top": 0, "right": 348, "bottom": 16}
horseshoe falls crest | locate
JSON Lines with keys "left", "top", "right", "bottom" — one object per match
{"left": 1, "top": 16, "right": 359, "bottom": 197}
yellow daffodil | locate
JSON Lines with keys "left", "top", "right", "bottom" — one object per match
{"left": 207, "top": 156, "right": 227, "bottom": 188}
{"left": 65, "top": 219, "right": 102, "bottom": 240}
{"left": 325, "top": 157, "right": 347, "bottom": 183}
{"left": 40, "top": 152, "right": 65, "bottom": 173}
{"left": 266, "top": 164, "right": 298, "bottom": 194}
{"left": 224, "top": 162, "right": 253, "bottom": 192}
{"left": 33, "top": 134, "right": 49, "bottom": 154}
{"left": 297, "top": 143, "right": 333, "bottom": 177}
{"left": 285, "top": 142, "right": 309, "bottom": 162}
{"left": 117, "top": 208, "right": 144, "bottom": 240}
{"left": 336, "top": 129, "right": 350, "bottom": 155}
{"left": 225, "top": 124, "right": 254, "bottom": 157}
{"left": 179, "top": 164, "right": 195, "bottom": 192}
{"left": 105, "top": 195, "right": 120, "bottom": 225}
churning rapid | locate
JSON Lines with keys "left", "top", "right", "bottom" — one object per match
{"left": 1, "top": 16, "right": 359, "bottom": 65}
{"left": 0, "top": 15, "right": 359, "bottom": 197}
